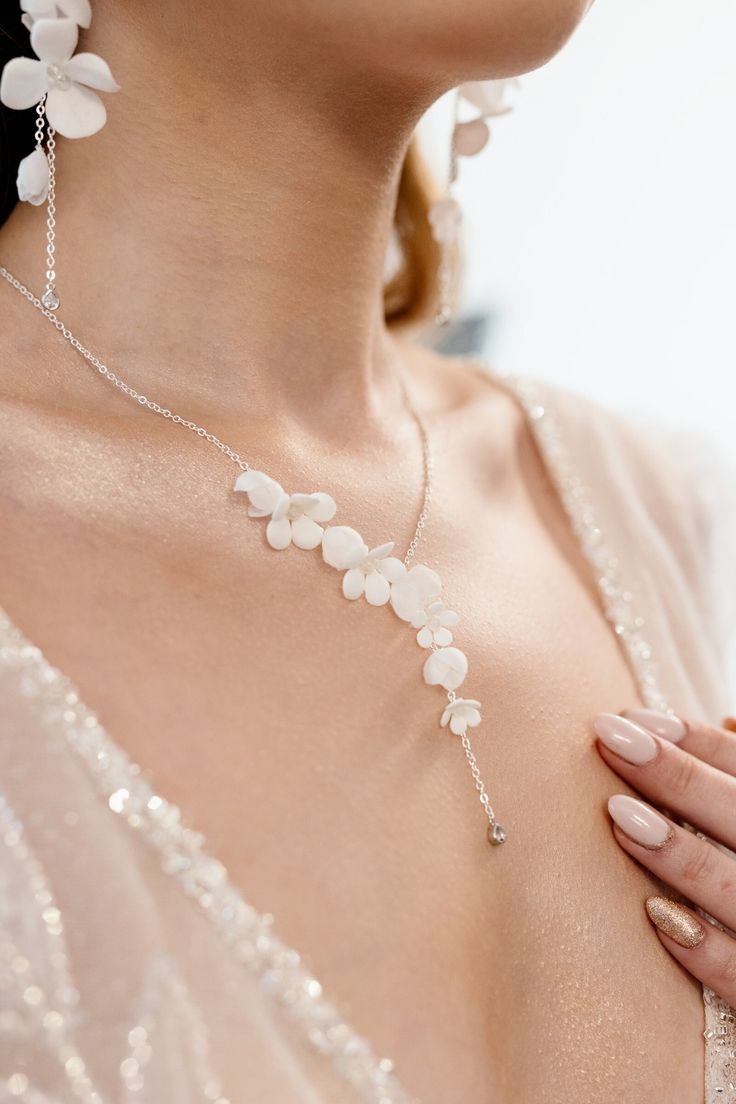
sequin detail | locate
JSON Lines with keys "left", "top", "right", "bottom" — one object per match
{"left": 0, "top": 611, "right": 412, "bottom": 1104}
{"left": 0, "top": 792, "right": 230, "bottom": 1104}
{"left": 508, "top": 376, "right": 666, "bottom": 711}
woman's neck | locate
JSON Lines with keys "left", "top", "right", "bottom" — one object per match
{"left": 0, "top": 2, "right": 444, "bottom": 429}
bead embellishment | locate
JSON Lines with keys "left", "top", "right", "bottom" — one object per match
{"left": 0, "top": 611, "right": 413, "bottom": 1104}
{"left": 504, "top": 371, "right": 735, "bottom": 1104}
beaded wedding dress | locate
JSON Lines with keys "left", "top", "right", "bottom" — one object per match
{"left": 0, "top": 373, "right": 734, "bottom": 1104}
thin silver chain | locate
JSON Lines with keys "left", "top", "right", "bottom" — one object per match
{"left": 0, "top": 266, "right": 432, "bottom": 557}
{"left": 461, "top": 727, "right": 497, "bottom": 832}
{"left": 44, "top": 123, "right": 58, "bottom": 306}
{"left": 34, "top": 96, "right": 60, "bottom": 309}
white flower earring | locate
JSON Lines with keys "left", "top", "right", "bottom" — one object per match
{"left": 428, "top": 79, "right": 519, "bottom": 326}
{"left": 20, "top": 0, "right": 92, "bottom": 32}
{"left": 0, "top": 3, "right": 118, "bottom": 308}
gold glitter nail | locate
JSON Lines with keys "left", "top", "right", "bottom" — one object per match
{"left": 645, "top": 896, "right": 705, "bottom": 948}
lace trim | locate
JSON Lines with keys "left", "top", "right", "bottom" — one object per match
{"left": 0, "top": 613, "right": 412, "bottom": 1104}
{"left": 506, "top": 374, "right": 736, "bottom": 1104}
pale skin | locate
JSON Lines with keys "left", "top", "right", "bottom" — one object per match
{"left": 0, "top": 0, "right": 731, "bottom": 1100}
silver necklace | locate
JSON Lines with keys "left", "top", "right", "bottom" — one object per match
{"left": 0, "top": 264, "right": 506, "bottom": 846}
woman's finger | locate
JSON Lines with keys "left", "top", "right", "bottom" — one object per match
{"left": 622, "top": 708, "right": 736, "bottom": 777}
{"left": 643, "top": 895, "right": 736, "bottom": 1007}
{"left": 594, "top": 713, "right": 736, "bottom": 852}
{"left": 607, "top": 795, "right": 736, "bottom": 935}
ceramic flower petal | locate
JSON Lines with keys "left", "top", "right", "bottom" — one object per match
{"left": 291, "top": 514, "right": 324, "bottom": 551}
{"left": 265, "top": 516, "right": 292, "bottom": 551}
{"left": 460, "top": 79, "right": 518, "bottom": 118}
{"left": 440, "top": 610, "right": 460, "bottom": 628}
{"left": 364, "top": 571, "right": 391, "bottom": 607}
{"left": 233, "top": 470, "right": 284, "bottom": 517}
{"left": 423, "top": 647, "right": 468, "bottom": 692}
{"left": 454, "top": 119, "right": 490, "bottom": 157}
{"left": 434, "top": 627, "right": 454, "bottom": 647}
{"left": 16, "top": 148, "right": 49, "bottom": 205}
{"left": 22, "top": 0, "right": 93, "bottom": 27}
{"left": 45, "top": 83, "right": 106, "bottom": 139}
{"left": 60, "top": 0, "right": 93, "bottom": 27}
{"left": 0, "top": 58, "right": 47, "bottom": 110}
{"left": 390, "top": 564, "right": 442, "bottom": 622}
{"left": 64, "top": 53, "right": 120, "bottom": 92}
{"left": 270, "top": 493, "right": 292, "bottom": 522}
{"left": 322, "top": 526, "right": 366, "bottom": 570}
{"left": 342, "top": 568, "right": 365, "bottom": 601}
{"left": 440, "top": 698, "right": 482, "bottom": 736}
{"left": 367, "top": 541, "right": 395, "bottom": 561}
{"left": 290, "top": 492, "right": 321, "bottom": 511}
{"left": 411, "top": 565, "right": 442, "bottom": 602}
{"left": 417, "top": 626, "right": 434, "bottom": 648}
{"left": 449, "top": 713, "right": 467, "bottom": 735}
{"left": 305, "top": 492, "right": 337, "bottom": 523}
{"left": 31, "top": 17, "right": 79, "bottom": 64}
{"left": 377, "top": 556, "right": 405, "bottom": 583}
{"left": 390, "top": 581, "right": 421, "bottom": 622}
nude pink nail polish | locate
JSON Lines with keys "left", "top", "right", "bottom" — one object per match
{"left": 594, "top": 713, "right": 658, "bottom": 764}
{"left": 622, "top": 708, "right": 687, "bottom": 744}
{"left": 608, "top": 794, "right": 672, "bottom": 849}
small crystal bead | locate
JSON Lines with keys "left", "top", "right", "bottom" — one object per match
{"left": 488, "top": 822, "right": 507, "bottom": 846}
{"left": 47, "top": 63, "right": 72, "bottom": 90}
{"left": 42, "top": 289, "right": 60, "bottom": 310}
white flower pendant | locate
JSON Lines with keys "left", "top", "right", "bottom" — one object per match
{"left": 233, "top": 467, "right": 497, "bottom": 842}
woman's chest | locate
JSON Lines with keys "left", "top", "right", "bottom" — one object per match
{"left": 0, "top": 471, "right": 706, "bottom": 1104}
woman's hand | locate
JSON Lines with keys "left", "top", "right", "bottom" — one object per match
{"left": 594, "top": 708, "right": 736, "bottom": 1002}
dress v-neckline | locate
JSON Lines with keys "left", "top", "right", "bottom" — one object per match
{"left": 0, "top": 369, "right": 703, "bottom": 1104}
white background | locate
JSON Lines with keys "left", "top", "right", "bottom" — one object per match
{"left": 424, "top": 0, "right": 736, "bottom": 460}
{"left": 421, "top": 0, "right": 735, "bottom": 684}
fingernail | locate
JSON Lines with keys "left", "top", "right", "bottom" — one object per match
{"left": 594, "top": 713, "right": 658, "bottom": 764}
{"left": 645, "top": 896, "right": 705, "bottom": 948}
{"left": 724, "top": 717, "right": 736, "bottom": 734}
{"left": 622, "top": 708, "right": 687, "bottom": 744}
{"left": 608, "top": 794, "right": 672, "bottom": 848}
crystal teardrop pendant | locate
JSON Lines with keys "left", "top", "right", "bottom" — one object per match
{"left": 488, "top": 822, "right": 507, "bottom": 846}
{"left": 42, "top": 288, "right": 60, "bottom": 310}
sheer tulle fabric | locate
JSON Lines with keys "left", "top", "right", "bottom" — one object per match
{"left": 0, "top": 374, "right": 734, "bottom": 1103}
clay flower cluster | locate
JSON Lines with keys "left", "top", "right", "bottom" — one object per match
{"left": 235, "top": 469, "right": 483, "bottom": 737}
